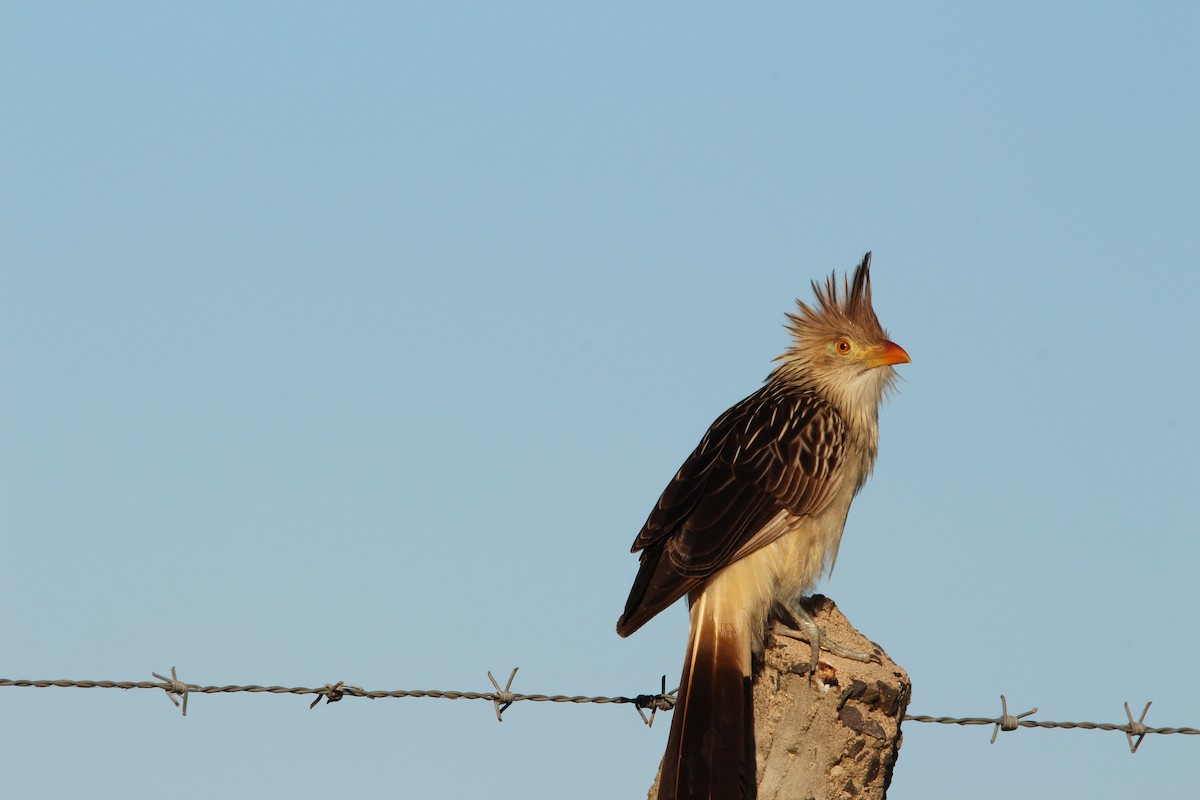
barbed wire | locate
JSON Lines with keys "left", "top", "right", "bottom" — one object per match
{"left": 902, "top": 695, "right": 1200, "bottom": 753}
{"left": 0, "top": 668, "right": 675, "bottom": 727}
{"left": 3, "top": 669, "right": 1198, "bottom": 753}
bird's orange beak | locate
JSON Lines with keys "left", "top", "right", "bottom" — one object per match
{"left": 866, "top": 340, "right": 910, "bottom": 368}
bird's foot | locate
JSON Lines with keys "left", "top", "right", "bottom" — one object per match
{"left": 772, "top": 601, "right": 881, "bottom": 680}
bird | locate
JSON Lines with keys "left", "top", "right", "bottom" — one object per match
{"left": 617, "top": 252, "right": 909, "bottom": 800}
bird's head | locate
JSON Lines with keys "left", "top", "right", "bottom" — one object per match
{"left": 773, "top": 252, "right": 910, "bottom": 419}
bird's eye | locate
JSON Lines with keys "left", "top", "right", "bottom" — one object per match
{"left": 835, "top": 339, "right": 852, "bottom": 354}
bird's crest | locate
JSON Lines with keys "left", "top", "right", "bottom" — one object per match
{"left": 783, "top": 252, "right": 887, "bottom": 347}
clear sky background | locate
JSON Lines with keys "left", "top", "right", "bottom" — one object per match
{"left": 3, "top": 3, "right": 1198, "bottom": 798}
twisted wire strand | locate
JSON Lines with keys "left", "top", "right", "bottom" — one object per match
{"left": 902, "top": 714, "right": 1199, "bottom": 735}
{"left": 0, "top": 677, "right": 663, "bottom": 703}
{"left": 0, "top": 673, "right": 674, "bottom": 719}
{"left": 4, "top": 675, "right": 1197, "bottom": 748}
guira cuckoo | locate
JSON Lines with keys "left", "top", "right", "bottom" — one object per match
{"left": 617, "top": 253, "right": 909, "bottom": 800}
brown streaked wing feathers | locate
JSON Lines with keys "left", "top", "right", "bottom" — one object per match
{"left": 616, "top": 383, "right": 847, "bottom": 636}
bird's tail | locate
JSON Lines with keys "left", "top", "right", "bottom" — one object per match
{"left": 658, "top": 589, "right": 756, "bottom": 800}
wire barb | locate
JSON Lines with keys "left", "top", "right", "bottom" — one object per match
{"left": 633, "top": 676, "right": 676, "bottom": 727}
{"left": 150, "top": 666, "right": 189, "bottom": 717}
{"left": 310, "top": 681, "right": 358, "bottom": 710}
{"left": 991, "top": 694, "right": 1038, "bottom": 744}
{"left": 488, "top": 668, "right": 518, "bottom": 722}
{"left": 1125, "top": 701, "right": 1152, "bottom": 754}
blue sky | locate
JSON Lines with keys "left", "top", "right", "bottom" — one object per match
{"left": 2, "top": 3, "right": 1198, "bottom": 798}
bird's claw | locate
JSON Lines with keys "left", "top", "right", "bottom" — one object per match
{"left": 772, "top": 602, "right": 881, "bottom": 680}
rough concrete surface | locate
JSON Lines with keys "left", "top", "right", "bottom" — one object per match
{"left": 648, "top": 595, "right": 910, "bottom": 799}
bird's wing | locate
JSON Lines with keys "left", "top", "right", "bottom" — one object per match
{"left": 617, "top": 384, "right": 848, "bottom": 635}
